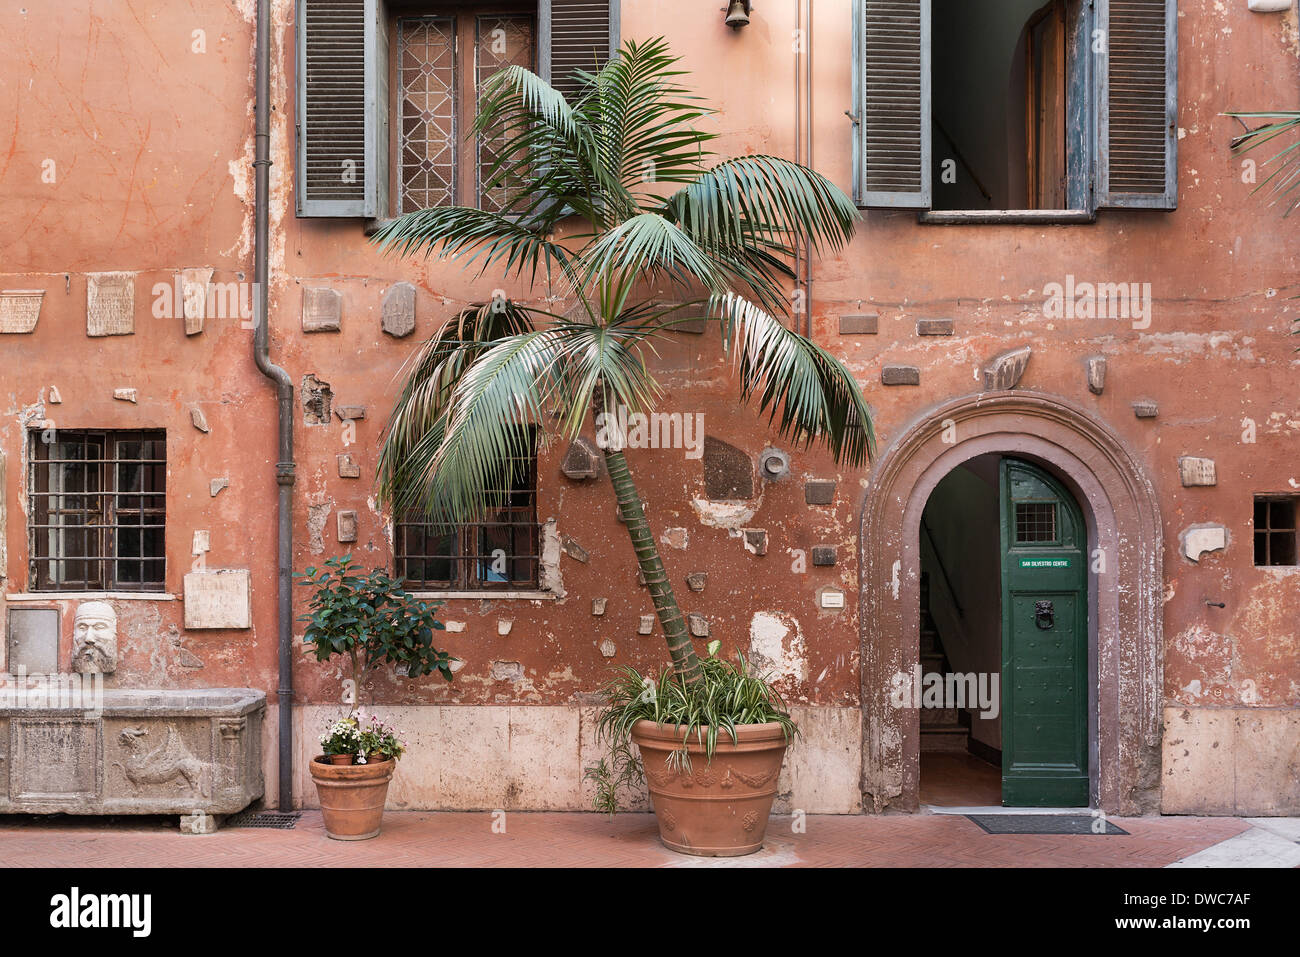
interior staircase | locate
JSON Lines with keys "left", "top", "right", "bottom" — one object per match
{"left": 920, "top": 573, "right": 971, "bottom": 753}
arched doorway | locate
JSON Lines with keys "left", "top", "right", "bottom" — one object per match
{"left": 858, "top": 392, "right": 1164, "bottom": 815}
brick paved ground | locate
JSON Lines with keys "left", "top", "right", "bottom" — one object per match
{"left": 0, "top": 811, "right": 1254, "bottom": 867}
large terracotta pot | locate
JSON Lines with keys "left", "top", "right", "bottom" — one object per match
{"left": 631, "top": 720, "right": 790, "bottom": 857}
{"left": 309, "top": 755, "right": 395, "bottom": 841}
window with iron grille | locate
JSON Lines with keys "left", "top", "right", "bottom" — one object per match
{"left": 394, "top": 4, "right": 536, "bottom": 214}
{"left": 394, "top": 437, "right": 539, "bottom": 590}
{"left": 1014, "top": 501, "right": 1057, "bottom": 544}
{"left": 28, "top": 430, "right": 166, "bottom": 592}
{"left": 1254, "top": 496, "right": 1297, "bottom": 567}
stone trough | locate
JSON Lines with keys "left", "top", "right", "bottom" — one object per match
{"left": 0, "top": 688, "right": 264, "bottom": 830}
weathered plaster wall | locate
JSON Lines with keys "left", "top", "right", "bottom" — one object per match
{"left": 2, "top": 0, "right": 1297, "bottom": 813}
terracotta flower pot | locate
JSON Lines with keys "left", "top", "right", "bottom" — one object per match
{"left": 328, "top": 754, "right": 353, "bottom": 766}
{"left": 630, "top": 719, "right": 790, "bottom": 857}
{"left": 309, "top": 755, "right": 395, "bottom": 840}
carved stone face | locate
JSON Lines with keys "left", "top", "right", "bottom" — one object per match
{"left": 72, "top": 601, "right": 117, "bottom": 674}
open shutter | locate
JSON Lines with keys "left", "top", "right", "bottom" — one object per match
{"left": 1096, "top": 0, "right": 1177, "bottom": 209}
{"left": 296, "top": 0, "right": 389, "bottom": 217}
{"left": 539, "top": 0, "right": 620, "bottom": 102}
{"left": 854, "top": 0, "right": 931, "bottom": 208}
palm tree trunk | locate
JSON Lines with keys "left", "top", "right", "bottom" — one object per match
{"left": 599, "top": 432, "right": 702, "bottom": 687}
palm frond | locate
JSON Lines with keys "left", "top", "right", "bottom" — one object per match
{"left": 714, "top": 292, "right": 876, "bottom": 467}
{"left": 1225, "top": 110, "right": 1300, "bottom": 216}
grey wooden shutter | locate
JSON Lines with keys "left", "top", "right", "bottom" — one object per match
{"left": 296, "top": 0, "right": 389, "bottom": 217}
{"left": 1096, "top": 0, "right": 1177, "bottom": 209}
{"left": 854, "top": 0, "right": 931, "bottom": 208}
{"left": 540, "top": 0, "right": 620, "bottom": 102}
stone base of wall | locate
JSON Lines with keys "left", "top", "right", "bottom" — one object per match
{"left": 1162, "top": 706, "right": 1300, "bottom": 815}
{"left": 259, "top": 705, "right": 864, "bottom": 814}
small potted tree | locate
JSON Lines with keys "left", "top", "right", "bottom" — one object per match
{"left": 297, "top": 555, "right": 454, "bottom": 840}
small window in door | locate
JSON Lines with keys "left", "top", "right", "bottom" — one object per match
{"left": 1254, "top": 496, "right": 1297, "bottom": 567}
{"left": 1014, "top": 501, "right": 1057, "bottom": 544}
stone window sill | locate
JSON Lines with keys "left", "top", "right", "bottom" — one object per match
{"left": 410, "top": 590, "right": 557, "bottom": 601}
{"left": 918, "top": 209, "right": 1096, "bottom": 225}
{"left": 5, "top": 592, "right": 178, "bottom": 602}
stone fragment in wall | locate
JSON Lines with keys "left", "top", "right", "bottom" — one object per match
{"left": 982, "top": 346, "right": 1031, "bottom": 391}
{"left": 302, "top": 288, "right": 342, "bottom": 332}
{"left": 758, "top": 448, "right": 791, "bottom": 482}
{"left": 688, "top": 614, "right": 709, "bottom": 638}
{"left": 1248, "top": 0, "right": 1291, "bottom": 12}
{"left": 87, "top": 272, "right": 135, "bottom": 337}
{"left": 447, "top": 658, "right": 466, "bottom": 673}
{"left": 686, "top": 571, "right": 707, "bottom": 592}
{"left": 743, "top": 528, "right": 768, "bottom": 556}
{"left": 306, "top": 502, "right": 331, "bottom": 554}
{"left": 335, "top": 405, "right": 365, "bottom": 421}
{"left": 539, "top": 518, "right": 566, "bottom": 599}
{"left": 703, "top": 436, "right": 755, "bottom": 500}
{"left": 881, "top": 365, "right": 920, "bottom": 386}
{"left": 804, "top": 480, "right": 835, "bottom": 505}
{"left": 0, "top": 289, "right": 44, "bottom": 334}
{"left": 382, "top": 281, "right": 417, "bottom": 338}
{"left": 661, "top": 527, "right": 688, "bottom": 550}
{"left": 498, "top": 620, "right": 513, "bottom": 636}
{"left": 638, "top": 614, "right": 654, "bottom": 635}
{"left": 1179, "top": 456, "right": 1217, "bottom": 488}
{"left": 192, "top": 530, "right": 210, "bottom": 555}
{"left": 178, "top": 647, "right": 204, "bottom": 669}
{"left": 183, "top": 569, "right": 252, "bottom": 629}
{"left": 191, "top": 407, "right": 210, "bottom": 433}
{"left": 490, "top": 660, "right": 523, "bottom": 682}
{"left": 592, "top": 597, "right": 608, "bottom": 616}
{"left": 839, "top": 313, "right": 878, "bottom": 335}
{"left": 210, "top": 478, "right": 228, "bottom": 497}
{"left": 113, "top": 388, "right": 137, "bottom": 403}
{"left": 561, "top": 536, "right": 589, "bottom": 562}
{"left": 337, "top": 453, "right": 360, "bottom": 478}
{"left": 337, "top": 510, "right": 358, "bottom": 543}
{"left": 560, "top": 437, "right": 603, "bottom": 480}
{"left": 1133, "top": 400, "right": 1159, "bottom": 419}
{"left": 812, "top": 546, "right": 837, "bottom": 566}
{"left": 48, "top": 386, "right": 62, "bottom": 403}
{"left": 599, "top": 638, "right": 617, "bottom": 658}
{"left": 1087, "top": 356, "right": 1106, "bottom": 395}
{"left": 301, "top": 374, "right": 332, "bottom": 425}
{"left": 1181, "top": 524, "right": 1228, "bottom": 563}
{"left": 916, "top": 318, "right": 954, "bottom": 336}
{"left": 181, "top": 267, "right": 213, "bottom": 335}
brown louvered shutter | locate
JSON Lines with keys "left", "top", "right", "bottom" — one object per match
{"left": 296, "top": 0, "right": 388, "bottom": 217}
{"left": 855, "top": 0, "right": 931, "bottom": 208}
{"left": 540, "top": 0, "right": 619, "bottom": 102}
{"left": 1097, "top": 0, "right": 1177, "bottom": 209}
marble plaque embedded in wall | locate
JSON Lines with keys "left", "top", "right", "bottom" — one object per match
{"left": 183, "top": 569, "right": 252, "bottom": 630}
{"left": 86, "top": 272, "right": 135, "bottom": 337}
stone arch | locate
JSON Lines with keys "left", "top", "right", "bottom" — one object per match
{"left": 858, "top": 391, "right": 1163, "bottom": 815}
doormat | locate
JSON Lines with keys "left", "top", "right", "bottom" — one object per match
{"left": 226, "top": 810, "right": 302, "bottom": 830}
{"left": 966, "top": 814, "right": 1128, "bottom": 835}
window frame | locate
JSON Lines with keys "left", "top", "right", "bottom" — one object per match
{"left": 1253, "top": 495, "right": 1298, "bottom": 568}
{"left": 26, "top": 429, "right": 168, "bottom": 594}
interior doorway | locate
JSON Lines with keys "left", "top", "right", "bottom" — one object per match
{"left": 917, "top": 454, "right": 1090, "bottom": 808}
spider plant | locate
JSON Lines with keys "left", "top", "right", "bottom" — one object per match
{"left": 583, "top": 640, "right": 798, "bottom": 817}
{"left": 371, "top": 38, "right": 874, "bottom": 687}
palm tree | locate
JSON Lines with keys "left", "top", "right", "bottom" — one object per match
{"left": 372, "top": 38, "right": 874, "bottom": 687}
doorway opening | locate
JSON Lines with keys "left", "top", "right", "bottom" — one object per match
{"left": 917, "top": 454, "right": 1091, "bottom": 808}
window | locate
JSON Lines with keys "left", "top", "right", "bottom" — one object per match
{"left": 393, "top": 6, "right": 535, "bottom": 214}
{"left": 1014, "top": 501, "right": 1057, "bottom": 544}
{"left": 28, "top": 431, "right": 166, "bottom": 592}
{"left": 394, "top": 434, "right": 539, "bottom": 590}
{"left": 295, "top": 0, "right": 619, "bottom": 219}
{"left": 853, "top": 0, "right": 1177, "bottom": 215}
{"left": 1254, "top": 497, "right": 1297, "bottom": 567}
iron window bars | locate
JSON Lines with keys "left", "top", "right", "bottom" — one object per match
{"left": 394, "top": 435, "right": 539, "bottom": 590}
{"left": 1254, "top": 496, "right": 1297, "bottom": 567}
{"left": 28, "top": 430, "right": 167, "bottom": 592}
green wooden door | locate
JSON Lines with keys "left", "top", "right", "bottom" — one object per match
{"left": 998, "top": 458, "right": 1089, "bottom": 807}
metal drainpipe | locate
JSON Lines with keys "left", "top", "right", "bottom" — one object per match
{"left": 253, "top": 0, "right": 296, "bottom": 811}
{"left": 804, "top": 0, "right": 815, "bottom": 338}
